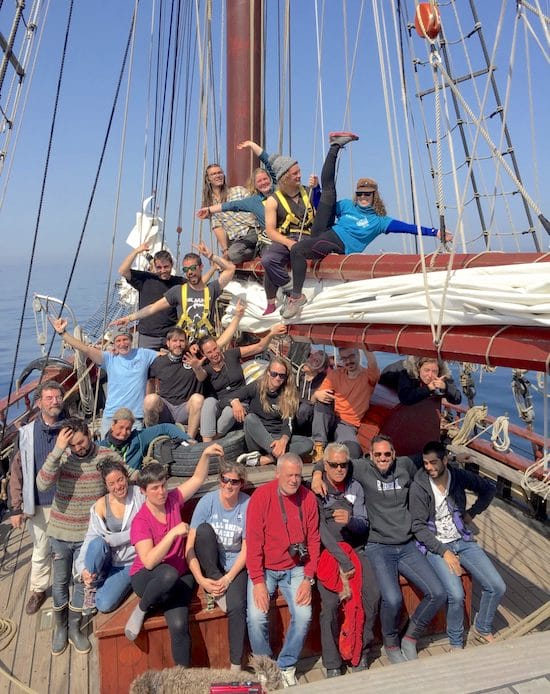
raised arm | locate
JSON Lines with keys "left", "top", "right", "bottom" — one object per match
{"left": 118, "top": 242, "right": 150, "bottom": 280}
{"left": 52, "top": 318, "right": 103, "bottom": 365}
{"left": 111, "top": 296, "right": 171, "bottom": 327}
{"left": 177, "top": 442, "right": 224, "bottom": 502}
{"left": 216, "top": 299, "right": 245, "bottom": 349}
{"left": 239, "top": 323, "right": 287, "bottom": 359}
{"left": 193, "top": 241, "right": 235, "bottom": 289}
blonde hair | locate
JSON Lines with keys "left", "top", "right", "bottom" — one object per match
{"left": 246, "top": 167, "right": 270, "bottom": 195}
{"left": 259, "top": 356, "right": 298, "bottom": 421}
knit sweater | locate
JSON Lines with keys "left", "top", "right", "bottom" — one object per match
{"left": 36, "top": 443, "right": 120, "bottom": 542}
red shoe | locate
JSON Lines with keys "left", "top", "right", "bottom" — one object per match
{"left": 263, "top": 302, "right": 276, "bottom": 316}
{"left": 329, "top": 132, "right": 359, "bottom": 147}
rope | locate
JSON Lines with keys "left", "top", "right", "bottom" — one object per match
{"left": 521, "top": 455, "right": 550, "bottom": 500}
{"left": 490, "top": 416, "right": 511, "bottom": 453}
{"left": 0, "top": 618, "right": 16, "bottom": 650}
{"left": 449, "top": 405, "right": 488, "bottom": 446}
{"left": 0, "top": 660, "right": 38, "bottom": 694}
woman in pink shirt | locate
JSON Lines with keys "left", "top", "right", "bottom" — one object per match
{"left": 124, "top": 442, "right": 224, "bottom": 666}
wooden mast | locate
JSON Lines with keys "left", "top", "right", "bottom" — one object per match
{"left": 226, "top": 0, "right": 263, "bottom": 185}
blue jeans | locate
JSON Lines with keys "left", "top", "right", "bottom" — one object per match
{"left": 84, "top": 536, "right": 132, "bottom": 613}
{"left": 366, "top": 540, "right": 446, "bottom": 646}
{"left": 50, "top": 538, "right": 85, "bottom": 609}
{"left": 247, "top": 566, "right": 311, "bottom": 669}
{"left": 426, "top": 539, "right": 505, "bottom": 645}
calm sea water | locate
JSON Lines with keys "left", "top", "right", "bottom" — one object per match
{"left": 1, "top": 262, "right": 547, "bottom": 452}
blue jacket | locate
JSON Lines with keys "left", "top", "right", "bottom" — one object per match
{"left": 99, "top": 423, "right": 189, "bottom": 471}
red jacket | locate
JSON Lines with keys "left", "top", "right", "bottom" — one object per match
{"left": 246, "top": 480, "right": 320, "bottom": 584}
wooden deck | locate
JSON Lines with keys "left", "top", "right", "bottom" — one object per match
{"left": 0, "top": 466, "right": 548, "bottom": 694}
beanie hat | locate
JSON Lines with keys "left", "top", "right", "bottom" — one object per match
{"left": 355, "top": 177, "right": 378, "bottom": 192}
{"left": 268, "top": 154, "right": 298, "bottom": 181}
{"left": 306, "top": 350, "right": 328, "bottom": 372}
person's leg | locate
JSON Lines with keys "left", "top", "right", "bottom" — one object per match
{"left": 185, "top": 393, "right": 204, "bottom": 439}
{"left": 287, "top": 435, "right": 313, "bottom": 458}
{"left": 217, "top": 405, "right": 238, "bottom": 437}
{"left": 310, "top": 144, "right": 340, "bottom": 236}
{"left": 27, "top": 505, "right": 51, "bottom": 595}
{"left": 163, "top": 573, "right": 195, "bottom": 666}
{"left": 225, "top": 569, "right": 248, "bottom": 666}
{"left": 200, "top": 397, "right": 219, "bottom": 441}
{"left": 243, "top": 413, "right": 275, "bottom": 454}
{"left": 318, "top": 582, "right": 342, "bottom": 670}
{"left": 295, "top": 400, "right": 314, "bottom": 436}
{"left": 334, "top": 421, "right": 362, "bottom": 459}
{"left": 365, "top": 543, "right": 403, "bottom": 648}
{"left": 126, "top": 563, "right": 182, "bottom": 640}
{"left": 289, "top": 230, "right": 344, "bottom": 298}
{"left": 455, "top": 540, "right": 505, "bottom": 637}
{"left": 194, "top": 523, "right": 224, "bottom": 580}
{"left": 247, "top": 571, "right": 278, "bottom": 658}
{"left": 261, "top": 242, "right": 291, "bottom": 298}
{"left": 84, "top": 536, "right": 111, "bottom": 579}
{"left": 227, "top": 232, "right": 258, "bottom": 263}
{"left": 426, "top": 550, "right": 465, "bottom": 647}
{"left": 95, "top": 565, "right": 132, "bottom": 613}
{"left": 50, "top": 538, "right": 74, "bottom": 609}
{"left": 357, "top": 548, "right": 381, "bottom": 658}
{"left": 311, "top": 403, "right": 337, "bottom": 445}
{"left": 143, "top": 393, "right": 166, "bottom": 426}
{"left": 276, "top": 566, "right": 312, "bottom": 669}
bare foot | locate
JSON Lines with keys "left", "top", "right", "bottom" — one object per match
{"left": 259, "top": 455, "right": 275, "bottom": 466}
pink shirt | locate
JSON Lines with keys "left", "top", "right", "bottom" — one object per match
{"left": 129, "top": 488, "right": 188, "bottom": 576}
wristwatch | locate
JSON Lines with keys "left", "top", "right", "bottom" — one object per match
{"left": 306, "top": 576, "right": 315, "bottom": 586}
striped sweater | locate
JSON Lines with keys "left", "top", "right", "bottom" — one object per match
{"left": 36, "top": 443, "right": 122, "bottom": 542}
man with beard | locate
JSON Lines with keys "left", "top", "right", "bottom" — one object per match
{"left": 52, "top": 318, "right": 158, "bottom": 437}
{"left": 99, "top": 407, "right": 192, "bottom": 478}
{"left": 9, "top": 380, "right": 67, "bottom": 615}
{"left": 114, "top": 241, "right": 235, "bottom": 342}
{"left": 37, "top": 418, "right": 122, "bottom": 655}
{"left": 119, "top": 245, "right": 185, "bottom": 349}
{"left": 310, "top": 347, "right": 379, "bottom": 461}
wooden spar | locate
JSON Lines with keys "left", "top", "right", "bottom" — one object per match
{"left": 226, "top": 0, "right": 263, "bottom": 185}
{"left": 239, "top": 251, "right": 550, "bottom": 282}
{"left": 286, "top": 323, "right": 550, "bottom": 372}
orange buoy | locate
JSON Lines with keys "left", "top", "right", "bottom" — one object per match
{"left": 414, "top": 2, "right": 441, "bottom": 40}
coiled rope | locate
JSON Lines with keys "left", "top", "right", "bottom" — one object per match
{"left": 449, "top": 404, "right": 511, "bottom": 453}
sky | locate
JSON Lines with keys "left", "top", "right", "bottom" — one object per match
{"left": 1, "top": 0, "right": 549, "bottom": 289}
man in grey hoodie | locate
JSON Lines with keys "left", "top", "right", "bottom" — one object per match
{"left": 312, "top": 433, "right": 446, "bottom": 663}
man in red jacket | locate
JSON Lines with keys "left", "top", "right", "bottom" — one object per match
{"left": 246, "top": 453, "right": 320, "bottom": 687}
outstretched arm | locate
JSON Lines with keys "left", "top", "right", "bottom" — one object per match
{"left": 52, "top": 318, "right": 103, "bottom": 365}
{"left": 240, "top": 323, "right": 287, "bottom": 359}
{"left": 386, "top": 219, "right": 452, "bottom": 241}
{"left": 177, "top": 442, "right": 224, "bottom": 501}
{"left": 111, "top": 296, "right": 171, "bottom": 327}
{"left": 118, "top": 242, "right": 150, "bottom": 280}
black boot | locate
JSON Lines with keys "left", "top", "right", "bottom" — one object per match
{"left": 52, "top": 604, "right": 68, "bottom": 656}
{"left": 68, "top": 606, "right": 91, "bottom": 654}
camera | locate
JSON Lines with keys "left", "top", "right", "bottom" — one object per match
{"left": 288, "top": 542, "right": 310, "bottom": 564}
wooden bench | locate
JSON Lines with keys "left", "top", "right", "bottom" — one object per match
{"left": 95, "top": 572, "right": 472, "bottom": 694}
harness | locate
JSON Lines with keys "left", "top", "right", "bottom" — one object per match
{"left": 176, "top": 283, "right": 215, "bottom": 340}
{"left": 275, "top": 187, "right": 314, "bottom": 235}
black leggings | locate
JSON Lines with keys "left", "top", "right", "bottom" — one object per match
{"left": 290, "top": 143, "right": 345, "bottom": 294}
{"left": 131, "top": 564, "right": 195, "bottom": 666}
{"left": 194, "top": 523, "right": 248, "bottom": 666}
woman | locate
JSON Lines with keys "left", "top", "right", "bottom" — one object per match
{"left": 239, "top": 356, "right": 313, "bottom": 465}
{"left": 397, "top": 356, "right": 462, "bottom": 406}
{"left": 76, "top": 459, "right": 144, "bottom": 614}
{"left": 186, "top": 459, "right": 250, "bottom": 671}
{"left": 124, "top": 442, "right": 223, "bottom": 667}
{"left": 295, "top": 350, "right": 330, "bottom": 437}
{"left": 283, "top": 131, "right": 448, "bottom": 319}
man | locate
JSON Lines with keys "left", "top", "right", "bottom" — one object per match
{"left": 119, "top": 243, "right": 185, "bottom": 349}
{"left": 36, "top": 418, "right": 120, "bottom": 655}
{"left": 311, "top": 347, "right": 379, "bottom": 460}
{"left": 246, "top": 453, "right": 320, "bottom": 686}
{"left": 9, "top": 380, "right": 66, "bottom": 615}
{"left": 312, "top": 434, "right": 446, "bottom": 663}
{"left": 114, "top": 241, "right": 235, "bottom": 342}
{"left": 99, "top": 407, "right": 193, "bottom": 477}
{"left": 314, "top": 443, "right": 380, "bottom": 677}
{"left": 410, "top": 441, "right": 505, "bottom": 648}
{"left": 52, "top": 318, "right": 158, "bottom": 437}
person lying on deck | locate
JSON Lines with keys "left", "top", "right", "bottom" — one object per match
{"left": 282, "top": 131, "right": 451, "bottom": 319}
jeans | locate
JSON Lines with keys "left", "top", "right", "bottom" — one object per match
{"left": 426, "top": 538, "right": 505, "bottom": 644}
{"left": 84, "top": 536, "right": 131, "bottom": 613}
{"left": 311, "top": 403, "right": 362, "bottom": 459}
{"left": 195, "top": 523, "right": 248, "bottom": 665}
{"left": 243, "top": 413, "right": 313, "bottom": 459}
{"left": 247, "top": 566, "right": 311, "bottom": 669}
{"left": 50, "top": 537, "right": 84, "bottom": 609}
{"left": 365, "top": 540, "right": 446, "bottom": 647}
{"left": 27, "top": 505, "right": 51, "bottom": 593}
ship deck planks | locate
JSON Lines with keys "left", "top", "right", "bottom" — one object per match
{"left": 0, "top": 467, "right": 548, "bottom": 694}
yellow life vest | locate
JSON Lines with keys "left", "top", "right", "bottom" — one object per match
{"left": 275, "top": 186, "right": 315, "bottom": 235}
{"left": 176, "top": 283, "right": 215, "bottom": 340}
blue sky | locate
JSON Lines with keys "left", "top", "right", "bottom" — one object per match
{"left": 1, "top": 0, "right": 548, "bottom": 282}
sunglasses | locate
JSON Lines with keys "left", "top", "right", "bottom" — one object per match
{"left": 220, "top": 475, "right": 241, "bottom": 486}
{"left": 269, "top": 370, "right": 287, "bottom": 380}
{"left": 356, "top": 191, "right": 374, "bottom": 198}
{"left": 373, "top": 451, "right": 393, "bottom": 458}
{"left": 326, "top": 461, "right": 348, "bottom": 469}
{"left": 183, "top": 264, "right": 200, "bottom": 273}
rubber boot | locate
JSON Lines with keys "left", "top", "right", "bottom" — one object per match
{"left": 68, "top": 606, "right": 91, "bottom": 654}
{"left": 52, "top": 604, "right": 69, "bottom": 656}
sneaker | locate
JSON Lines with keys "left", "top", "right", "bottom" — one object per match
{"left": 383, "top": 645, "right": 407, "bottom": 664}
{"left": 280, "top": 294, "right": 307, "bottom": 319}
{"left": 326, "top": 668, "right": 342, "bottom": 678}
{"left": 329, "top": 131, "right": 359, "bottom": 147}
{"left": 311, "top": 442, "right": 325, "bottom": 464}
{"left": 280, "top": 666, "right": 297, "bottom": 687}
{"left": 25, "top": 591, "right": 46, "bottom": 615}
{"left": 237, "top": 451, "right": 261, "bottom": 467}
{"left": 400, "top": 636, "right": 418, "bottom": 660}
{"left": 263, "top": 302, "right": 277, "bottom": 316}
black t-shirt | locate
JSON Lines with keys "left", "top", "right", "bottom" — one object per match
{"left": 128, "top": 269, "right": 185, "bottom": 337}
{"left": 164, "top": 279, "right": 222, "bottom": 334}
{"left": 149, "top": 355, "right": 202, "bottom": 405}
{"left": 240, "top": 381, "right": 291, "bottom": 437}
{"left": 204, "top": 347, "right": 245, "bottom": 407}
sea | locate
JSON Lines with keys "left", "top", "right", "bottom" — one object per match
{"left": 1, "top": 262, "right": 548, "bottom": 454}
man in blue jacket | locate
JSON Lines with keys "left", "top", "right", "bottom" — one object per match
{"left": 410, "top": 440, "right": 505, "bottom": 649}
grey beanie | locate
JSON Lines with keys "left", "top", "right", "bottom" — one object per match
{"left": 268, "top": 154, "right": 298, "bottom": 181}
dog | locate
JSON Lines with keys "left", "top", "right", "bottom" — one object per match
{"left": 129, "top": 654, "right": 283, "bottom": 693}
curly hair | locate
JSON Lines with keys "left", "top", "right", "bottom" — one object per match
{"left": 258, "top": 356, "right": 299, "bottom": 421}
{"left": 202, "top": 163, "right": 227, "bottom": 207}
{"left": 353, "top": 189, "right": 387, "bottom": 216}
{"left": 403, "top": 355, "right": 451, "bottom": 380}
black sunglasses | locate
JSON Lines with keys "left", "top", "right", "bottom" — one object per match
{"left": 183, "top": 264, "right": 200, "bottom": 273}
{"left": 269, "top": 370, "right": 287, "bottom": 380}
{"left": 220, "top": 475, "right": 241, "bottom": 486}
{"left": 326, "top": 461, "right": 348, "bottom": 469}
{"left": 356, "top": 191, "right": 374, "bottom": 198}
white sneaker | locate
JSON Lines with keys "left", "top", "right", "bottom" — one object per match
{"left": 280, "top": 666, "right": 297, "bottom": 687}
{"left": 237, "top": 451, "right": 260, "bottom": 467}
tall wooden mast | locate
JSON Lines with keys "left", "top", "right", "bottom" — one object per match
{"left": 226, "top": 0, "right": 263, "bottom": 185}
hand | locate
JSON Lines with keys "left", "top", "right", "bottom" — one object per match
{"left": 270, "top": 437, "right": 288, "bottom": 459}
{"left": 192, "top": 240, "right": 211, "bottom": 258}
{"left": 110, "top": 315, "right": 131, "bottom": 327}
{"left": 171, "top": 522, "right": 190, "bottom": 539}
{"left": 9, "top": 513, "right": 24, "bottom": 529}
{"left": 182, "top": 351, "right": 206, "bottom": 370}
{"left": 253, "top": 582, "right": 270, "bottom": 613}
{"left": 202, "top": 442, "right": 225, "bottom": 459}
{"left": 341, "top": 567, "right": 356, "bottom": 579}
{"left": 269, "top": 323, "right": 287, "bottom": 336}
{"left": 51, "top": 317, "right": 68, "bottom": 335}
{"left": 443, "top": 549, "right": 462, "bottom": 576}
{"left": 56, "top": 426, "right": 73, "bottom": 450}
{"left": 332, "top": 508, "right": 350, "bottom": 525}
{"left": 235, "top": 298, "right": 246, "bottom": 318}
{"left": 231, "top": 400, "right": 246, "bottom": 423}
{"left": 237, "top": 140, "right": 253, "bottom": 150}
{"left": 196, "top": 207, "right": 210, "bottom": 220}
{"left": 135, "top": 241, "right": 151, "bottom": 254}
{"left": 295, "top": 579, "right": 312, "bottom": 606}
{"left": 202, "top": 577, "right": 225, "bottom": 596}
{"left": 308, "top": 174, "right": 319, "bottom": 188}
{"left": 81, "top": 569, "right": 97, "bottom": 587}
{"left": 311, "top": 471, "right": 328, "bottom": 497}
{"left": 316, "top": 388, "right": 335, "bottom": 405}
{"left": 437, "top": 229, "right": 453, "bottom": 242}
{"left": 429, "top": 377, "right": 446, "bottom": 392}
